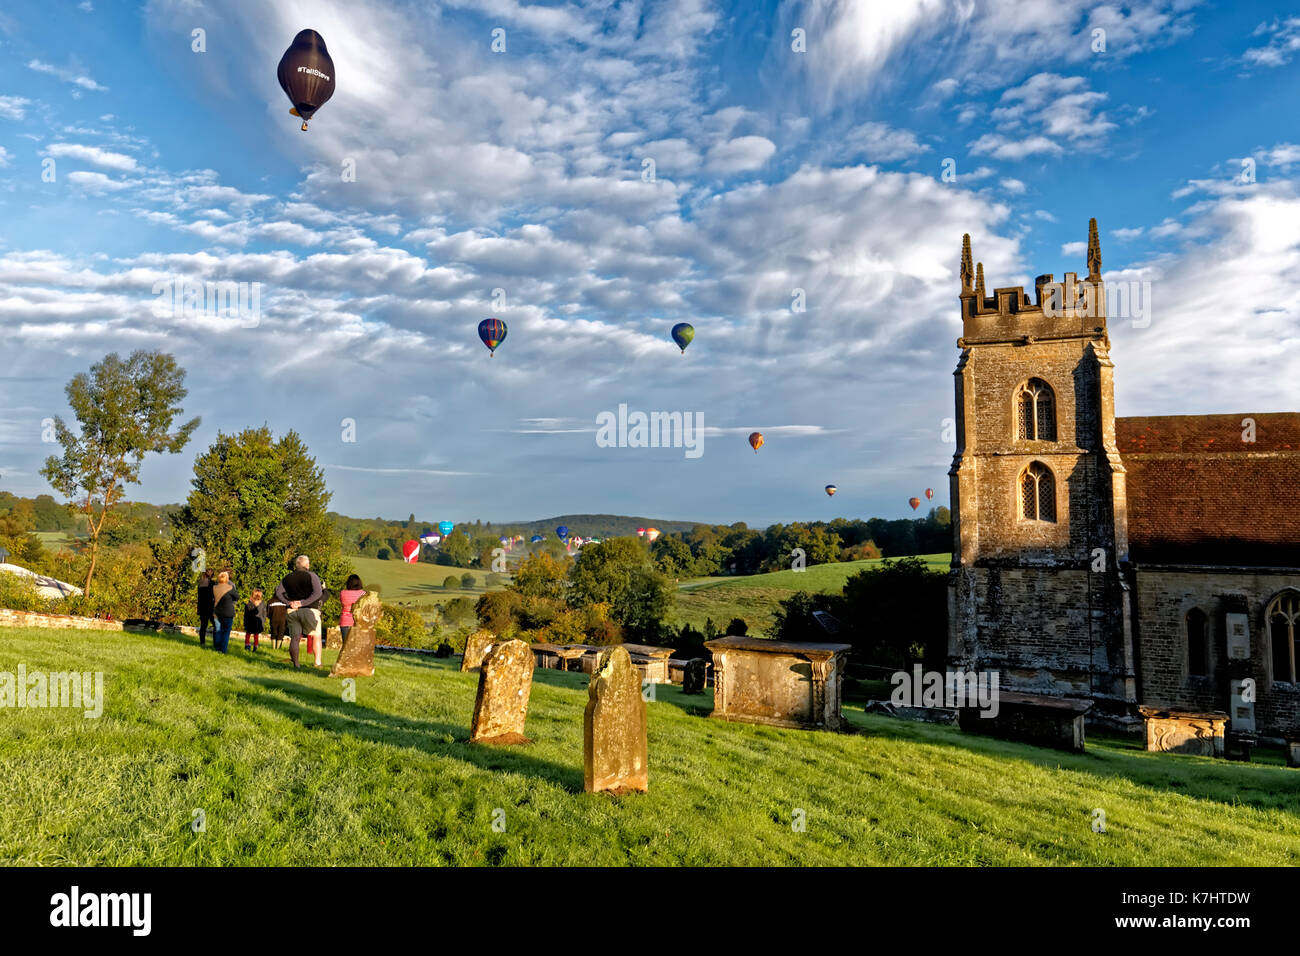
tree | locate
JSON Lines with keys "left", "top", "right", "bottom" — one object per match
{"left": 41, "top": 351, "right": 199, "bottom": 596}
{"left": 170, "top": 427, "right": 350, "bottom": 598}
{"left": 651, "top": 535, "right": 694, "bottom": 578}
{"left": 510, "top": 551, "right": 569, "bottom": 602}
{"left": 569, "top": 538, "right": 673, "bottom": 640}
{"left": 438, "top": 532, "right": 473, "bottom": 567}
{"left": 460, "top": 572, "right": 476, "bottom": 589}
{"left": 443, "top": 575, "right": 460, "bottom": 590}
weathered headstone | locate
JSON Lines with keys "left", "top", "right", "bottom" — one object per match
{"left": 461, "top": 629, "right": 496, "bottom": 672}
{"left": 470, "top": 639, "right": 535, "bottom": 745}
{"left": 682, "top": 658, "right": 707, "bottom": 695}
{"left": 329, "top": 592, "right": 381, "bottom": 678}
{"left": 584, "top": 646, "right": 648, "bottom": 794}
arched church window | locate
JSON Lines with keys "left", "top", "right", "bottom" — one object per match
{"left": 1019, "top": 461, "right": 1056, "bottom": 522}
{"left": 1267, "top": 592, "right": 1300, "bottom": 683}
{"left": 1186, "top": 609, "right": 1209, "bottom": 677}
{"left": 1017, "top": 379, "right": 1056, "bottom": 441}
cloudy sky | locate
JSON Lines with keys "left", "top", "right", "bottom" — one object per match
{"left": 0, "top": 0, "right": 1297, "bottom": 527}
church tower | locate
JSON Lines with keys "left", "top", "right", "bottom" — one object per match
{"left": 947, "top": 221, "right": 1136, "bottom": 706}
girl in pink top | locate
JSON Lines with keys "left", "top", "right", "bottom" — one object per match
{"left": 339, "top": 574, "right": 367, "bottom": 641}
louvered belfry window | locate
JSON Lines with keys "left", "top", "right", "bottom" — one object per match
{"left": 1020, "top": 462, "right": 1055, "bottom": 522}
{"left": 1018, "top": 379, "right": 1056, "bottom": 441}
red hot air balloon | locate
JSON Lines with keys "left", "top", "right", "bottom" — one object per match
{"left": 402, "top": 539, "right": 420, "bottom": 563}
{"left": 277, "top": 30, "right": 336, "bottom": 132}
{"left": 748, "top": 432, "right": 764, "bottom": 453}
{"left": 908, "top": 497, "right": 921, "bottom": 511}
{"left": 925, "top": 488, "right": 934, "bottom": 500}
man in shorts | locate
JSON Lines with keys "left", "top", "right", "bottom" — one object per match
{"left": 275, "top": 555, "right": 324, "bottom": 668}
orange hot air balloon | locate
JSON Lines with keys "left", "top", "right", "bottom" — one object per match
{"left": 909, "top": 497, "right": 921, "bottom": 511}
{"left": 748, "top": 432, "right": 764, "bottom": 453}
{"left": 925, "top": 488, "right": 934, "bottom": 500}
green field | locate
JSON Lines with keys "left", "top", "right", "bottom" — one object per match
{"left": 2, "top": 624, "right": 1296, "bottom": 866}
{"left": 350, "top": 556, "right": 503, "bottom": 604}
{"left": 672, "top": 554, "right": 950, "bottom": 635}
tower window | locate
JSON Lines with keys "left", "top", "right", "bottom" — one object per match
{"left": 1186, "top": 609, "right": 1209, "bottom": 677}
{"left": 1019, "top": 461, "right": 1056, "bottom": 522}
{"left": 1267, "top": 592, "right": 1300, "bottom": 683}
{"left": 1017, "top": 379, "right": 1056, "bottom": 441}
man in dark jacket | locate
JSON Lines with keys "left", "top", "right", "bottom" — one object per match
{"left": 197, "top": 571, "right": 215, "bottom": 646}
{"left": 276, "top": 555, "right": 323, "bottom": 668}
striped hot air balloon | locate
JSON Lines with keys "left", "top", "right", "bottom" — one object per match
{"left": 402, "top": 540, "right": 420, "bottom": 563}
{"left": 925, "top": 488, "right": 935, "bottom": 500}
{"left": 478, "top": 318, "right": 507, "bottom": 357}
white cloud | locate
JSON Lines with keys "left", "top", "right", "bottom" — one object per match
{"left": 45, "top": 143, "right": 138, "bottom": 171}
{"left": 0, "top": 96, "right": 31, "bottom": 120}
{"left": 1242, "top": 16, "right": 1300, "bottom": 68}
{"left": 66, "top": 171, "right": 130, "bottom": 192}
{"left": 27, "top": 59, "right": 107, "bottom": 91}
{"left": 0, "top": 146, "right": 10, "bottom": 168}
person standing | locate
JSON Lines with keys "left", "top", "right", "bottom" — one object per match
{"left": 268, "top": 591, "right": 289, "bottom": 650}
{"left": 243, "top": 588, "right": 268, "bottom": 652}
{"left": 278, "top": 555, "right": 323, "bottom": 669}
{"left": 339, "top": 575, "right": 367, "bottom": 645}
{"left": 211, "top": 569, "right": 239, "bottom": 654}
{"left": 197, "top": 570, "right": 215, "bottom": 647}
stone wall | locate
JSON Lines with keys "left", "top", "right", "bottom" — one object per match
{"left": 0, "top": 608, "right": 124, "bottom": 631}
{"left": 1132, "top": 567, "right": 1300, "bottom": 736}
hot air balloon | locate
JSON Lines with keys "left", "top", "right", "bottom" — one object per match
{"left": 925, "top": 488, "right": 935, "bottom": 500}
{"left": 530, "top": 534, "right": 544, "bottom": 544}
{"left": 402, "top": 540, "right": 420, "bottom": 563}
{"left": 636, "top": 528, "right": 646, "bottom": 537}
{"left": 277, "top": 30, "right": 336, "bottom": 132}
{"left": 438, "top": 520, "right": 454, "bottom": 536}
{"left": 556, "top": 525, "right": 568, "bottom": 540}
{"left": 429, "top": 534, "right": 441, "bottom": 546}
{"left": 825, "top": 485, "right": 837, "bottom": 497}
{"left": 908, "top": 497, "right": 921, "bottom": 511}
{"left": 671, "top": 322, "right": 695, "bottom": 353}
{"left": 748, "top": 432, "right": 764, "bottom": 453}
{"left": 645, "top": 528, "right": 661, "bottom": 543}
{"left": 478, "top": 318, "right": 507, "bottom": 357}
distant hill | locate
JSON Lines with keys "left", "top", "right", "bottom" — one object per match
{"left": 503, "top": 515, "right": 709, "bottom": 539}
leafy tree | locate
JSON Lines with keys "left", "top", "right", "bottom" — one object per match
{"left": 41, "top": 351, "right": 199, "bottom": 596}
{"left": 651, "top": 535, "right": 694, "bottom": 578}
{"left": 838, "top": 556, "right": 947, "bottom": 666}
{"left": 510, "top": 551, "right": 570, "bottom": 602}
{"left": 460, "top": 571, "right": 476, "bottom": 589}
{"left": 772, "top": 590, "right": 842, "bottom": 642}
{"left": 476, "top": 589, "right": 523, "bottom": 635}
{"left": 725, "top": 617, "right": 748, "bottom": 636}
{"left": 171, "top": 427, "right": 350, "bottom": 597}
{"left": 441, "top": 596, "right": 477, "bottom": 627}
{"left": 438, "top": 532, "right": 473, "bottom": 567}
{"left": 443, "top": 575, "right": 460, "bottom": 590}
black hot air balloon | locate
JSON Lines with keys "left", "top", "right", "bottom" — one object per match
{"left": 277, "top": 30, "right": 336, "bottom": 131}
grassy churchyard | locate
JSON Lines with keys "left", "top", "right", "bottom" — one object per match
{"left": 2, "top": 624, "right": 1297, "bottom": 866}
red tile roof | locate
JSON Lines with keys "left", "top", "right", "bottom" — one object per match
{"left": 1117, "top": 414, "right": 1300, "bottom": 566}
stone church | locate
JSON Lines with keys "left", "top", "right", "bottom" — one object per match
{"left": 946, "top": 221, "right": 1300, "bottom": 739}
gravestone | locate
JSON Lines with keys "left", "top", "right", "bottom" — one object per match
{"left": 329, "top": 592, "right": 381, "bottom": 678}
{"left": 470, "top": 639, "right": 535, "bottom": 745}
{"left": 1139, "top": 706, "right": 1227, "bottom": 757}
{"left": 682, "top": 658, "right": 707, "bottom": 695}
{"left": 584, "top": 646, "right": 648, "bottom": 794}
{"left": 461, "top": 629, "right": 496, "bottom": 672}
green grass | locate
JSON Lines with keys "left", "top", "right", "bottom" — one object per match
{"left": 673, "top": 554, "right": 950, "bottom": 634}
{"left": 33, "top": 532, "right": 80, "bottom": 552}
{"left": 2, "top": 624, "right": 1297, "bottom": 866}
{"left": 350, "top": 556, "right": 505, "bottom": 609}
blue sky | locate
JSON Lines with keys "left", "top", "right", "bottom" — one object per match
{"left": 0, "top": 0, "right": 1297, "bottom": 527}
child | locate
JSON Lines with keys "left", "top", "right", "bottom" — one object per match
{"left": 268, "top": 592, "right": 288, "bottom": 650}
{"left": 244, "top": 588, "right": 268, "bottom": 651}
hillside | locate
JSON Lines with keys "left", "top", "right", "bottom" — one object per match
{"left": 672, "top": 554, "right": 950, "bottom": 635}
{"left": 2, "top": 624, "right": 1296, "bottom": 866}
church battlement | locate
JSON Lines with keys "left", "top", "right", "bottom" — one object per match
{"left": 959, "top": 220, "right": 1109, "bottom": 345}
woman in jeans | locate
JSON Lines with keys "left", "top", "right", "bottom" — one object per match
{"left": 211, "top": 569, "right": 239, "bottom": 654}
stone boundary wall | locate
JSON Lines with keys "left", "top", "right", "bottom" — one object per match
{"left": 0, "top": 608, "right": 345, "bottom": 648}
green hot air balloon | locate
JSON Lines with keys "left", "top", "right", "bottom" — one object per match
{"left": 671, "top": 323, "right": 695, "bottom": 354}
